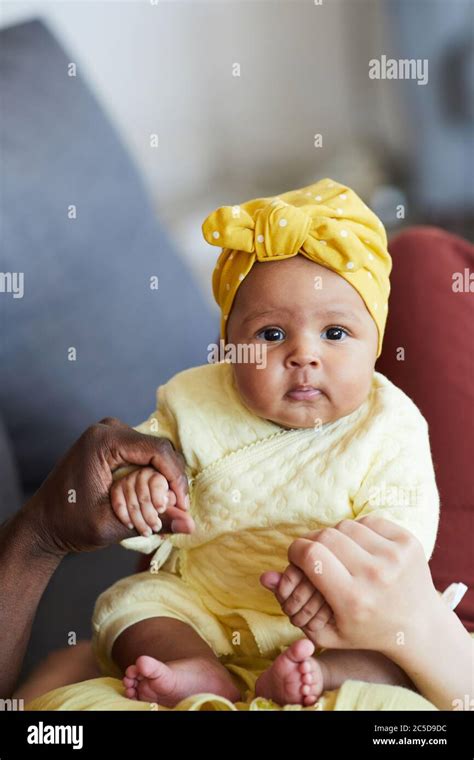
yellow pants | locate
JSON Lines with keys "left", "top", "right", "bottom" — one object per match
{"left": 92, "top": 570, "right": 308, "bottom": 677}
{"left": 27, "top": 570, "right": 442, "bottom": 711}
{"left": 25, "top": 572, "right": 448, "bottom": 711}
{"left": 25, "top": 668, "right": 437, "bottom": 711}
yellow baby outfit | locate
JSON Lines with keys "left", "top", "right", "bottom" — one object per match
{"left": 26, "top": 361, "right": 441, "bottom": 712}
{"left": 95, "top": 362, "right": 438, "bottom": 677}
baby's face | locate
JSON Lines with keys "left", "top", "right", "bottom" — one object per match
{"left": 226, "top": 255, "right": 379, "bottom": 429}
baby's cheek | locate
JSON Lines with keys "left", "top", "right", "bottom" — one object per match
{"left": 331, "top": 375, "right": 370, "bottom": 417}
{"left": 233, "top": 370, "right": 267, "bottom": 415}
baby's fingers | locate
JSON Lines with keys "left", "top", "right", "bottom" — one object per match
{"left": 282, "top": 577, "right": 322, "bottom": 619}
{"left": 302, "top": 601, "right": 333, "bottom": 634}
{"left": 123, "top": 476, "right": 154, "bottom": 536}
{"left": 276, "top": 564, "right": 306, "bottom": 604}
{"left": 135, "top": 469, "right": 163, "bottom": 532}
{"left": 149, "top": 472, "right": 172, "bottom": 515}
{"left": 290, "top": 590, "right": 326, "bottom": 628}
{"left": 110, "top": 483, "right": 133, "bottom": 530}
{"left": 260, "top": 571, "right": 282, "bottom": 592}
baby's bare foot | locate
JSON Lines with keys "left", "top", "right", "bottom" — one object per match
{"left": 255, "top": 638, "right": 325, "bottom": 707}
{"left": 123, "top": 655, "right": 241, "bottom": 707}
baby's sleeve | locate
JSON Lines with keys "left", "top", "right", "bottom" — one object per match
{"left": 352, "top": 414, "right": 440, "bottom": 561}
{"left": 111, "top": 383, "right": 180, "bottom": 482}
{"left": 132, "top": 383, "right": 179, "bottom": 445}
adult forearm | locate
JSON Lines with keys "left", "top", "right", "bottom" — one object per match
{"left": 0, "top": 510, "right": 62, "bottom": 697}
{"left": 387, "top": 597, "right": 474, "bottom": 711}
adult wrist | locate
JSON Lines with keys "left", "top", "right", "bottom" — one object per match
{"left": 383, "top": 592, "right": 448, "bottom": 670}
{"left": 6, "top": 500, "right": 66, "bottom": 566}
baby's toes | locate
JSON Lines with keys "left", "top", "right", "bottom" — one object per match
{"left": 123, "top": 674, "right": 138, "bottom": 700}
{"left": 299, "top": 658, "right": 324, "bottom": 701}
{"left": 125, "top": 663, "right": 138, "bottom": 680}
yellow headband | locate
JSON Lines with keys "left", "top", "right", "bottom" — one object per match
{"left": 202, "top": 178, "right": 392, "bottom": 357}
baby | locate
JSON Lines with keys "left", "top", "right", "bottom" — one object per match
{"left": 93, "top": 178, "right": 439, "bottom": 708}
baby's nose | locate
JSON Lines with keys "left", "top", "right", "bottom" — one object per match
{"left": 287, "top": 351, "right": 321, "bottom": 368}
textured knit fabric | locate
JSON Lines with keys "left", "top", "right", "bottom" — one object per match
{"left": 92, "top": 361, "right": 440, "bottom": 678}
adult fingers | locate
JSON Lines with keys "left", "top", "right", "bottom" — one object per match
{"left": 356, "top": 514, "right": 415, "bottom": 545}
{"left": 298, "top": 527, "right": 371, "bottom": 575}
{"left": 159, "top": 504, "right": 193, "bottom": 524}
{"left": 333, "top": 518, "right": 390, "bottom": 555}
{"left": 105, "top": 429, "right": 190, "bottom": 513}
{"left": 168, "top": 513, "right": 196, "bottom": 534}
{"left": 98, "top": 417, "right": 129, "bottom": 428}
{"left": 288, "top": 537, "right": 353, "bottom": 612}
{"left": 148, "top": 443, "right": 189, "bottom": 513}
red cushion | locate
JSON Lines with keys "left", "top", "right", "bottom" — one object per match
{"left": 376, "top": 226, "right": 474, "bottom": 631}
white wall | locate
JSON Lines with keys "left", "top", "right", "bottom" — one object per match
{"left": 1, "top": 0, "right": 406, "bottom": 300}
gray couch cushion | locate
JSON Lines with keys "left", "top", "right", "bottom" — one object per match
{"left": 0, "top": 18, "right": 219, "bottom": 679}
{"left": 0, "top": 18, "right": 216, "bottom": 492}
{"left": 0, "top": 417, "right": 22, "bottom": 521}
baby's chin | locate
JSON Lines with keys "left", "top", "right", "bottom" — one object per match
{"left": 263, "top": 403, "right": 336, "bottom": 430}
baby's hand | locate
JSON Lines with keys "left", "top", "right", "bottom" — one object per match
{"left": 111, "top": 466, "right": 194, "bottom": 537}
{"left": 260, "top": 565, "right": 333, "bottom": 633}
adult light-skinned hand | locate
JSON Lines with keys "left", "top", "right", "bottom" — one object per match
{"left": 261, "top": 515, "right": 473, "bottom": 710}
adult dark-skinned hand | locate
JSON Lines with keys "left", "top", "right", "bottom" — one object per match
{"left": 23, "top": 416, "right": 193, "bottom": 556}
{"left": 0, "top": 417, "right": 194, "bottom": 698}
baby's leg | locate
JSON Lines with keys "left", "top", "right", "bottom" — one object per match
{"left": 112, "top": 617, "right": 241, "bottom": 706}
{"left": 260, "top": 567, "right": 415, "bottom": 704}
{"left": 255, "top": 643, "right": 416, "bottom": 707}
{"left": 316, "top": 648, "right": 416, "bottom": 693}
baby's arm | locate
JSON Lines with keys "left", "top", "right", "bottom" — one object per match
{"left": 111, "top": 466, "right": 194, "bottom": 538}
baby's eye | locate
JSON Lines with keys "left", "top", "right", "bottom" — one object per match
{"left": 321, "top": 326, "right": 348, "bottom": 341}
{"left": 255, "top": 326, "right": 286, "bottom": 342}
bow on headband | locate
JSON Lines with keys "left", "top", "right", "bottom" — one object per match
{"left": 202, "top": 178, "right": 392, "bottom": 357}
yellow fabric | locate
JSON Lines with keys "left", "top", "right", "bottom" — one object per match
{"left": 201, "top": 177, "right": 391, "bottom": 356}
{"left": 25, "top": 673, "right": 438, "bottom": 712}
{"left": 26, "top": 361, "right": 442, "bottom": 712}
{"left": 92, "top": 361, "right": 440, "bottom": 679}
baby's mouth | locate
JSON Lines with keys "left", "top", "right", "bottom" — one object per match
{"left": 285, "top": 386, "right": 322, "bottom": 401}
